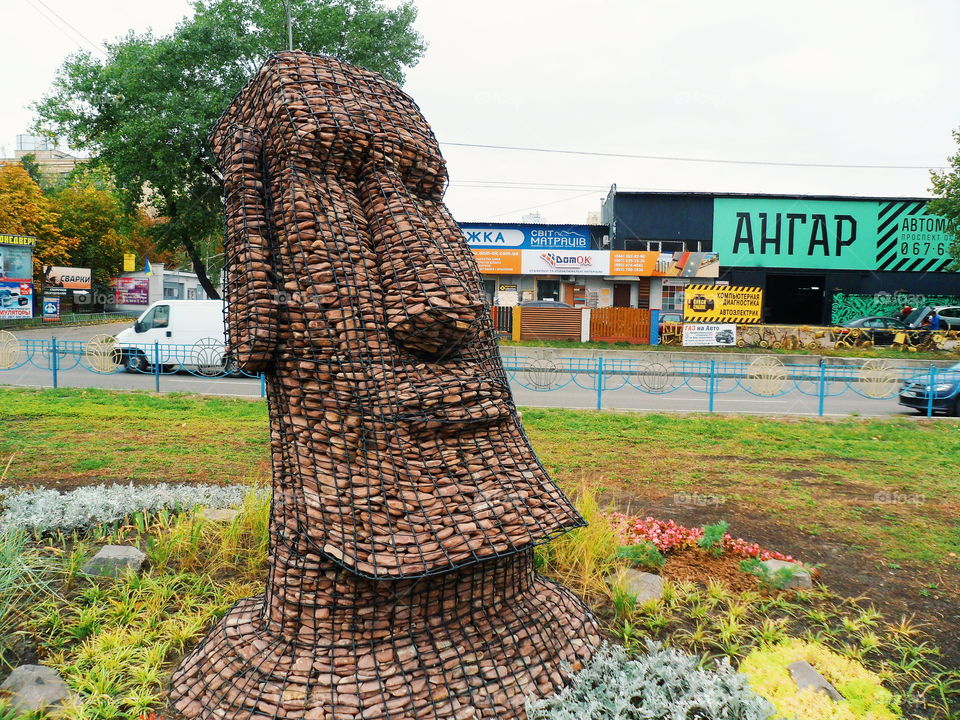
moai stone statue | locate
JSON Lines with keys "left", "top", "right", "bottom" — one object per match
{"left": 170, "top": 50, "right": 599, "bottom": 720}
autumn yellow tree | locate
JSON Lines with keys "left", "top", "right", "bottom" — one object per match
{"left": 0, "top": 164, "right": 78, "bottom": 277}
{"left": 54, "top": 172, "right": 126, "bottom": 288}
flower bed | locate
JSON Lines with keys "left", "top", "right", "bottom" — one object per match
{"left": 606, "top": 514, "right": 797, "bottom": 563}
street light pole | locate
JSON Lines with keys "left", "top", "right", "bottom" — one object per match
{"left": 283, "top": 0, "right": 293, "bottom": 51}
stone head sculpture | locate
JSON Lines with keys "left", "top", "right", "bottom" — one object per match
{"left": 171, "top": 51, "right": 598, "bottom": 720}
{"left": 209, "top": 51, "right": 583, "bottom": 577}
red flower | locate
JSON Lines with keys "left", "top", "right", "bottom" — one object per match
{"left": 604, "top": 513, "right": 798, "bottom": 564}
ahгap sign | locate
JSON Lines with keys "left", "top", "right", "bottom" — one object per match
{"left": 712, "top": 197, "right": 952, "bottom": 272}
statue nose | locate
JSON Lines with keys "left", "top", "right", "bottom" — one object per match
{"left": 361, "top": 169, "right": 486, "bottom": 357}
{"left": 385, "top": 279, "right": 484, "bottom": 356}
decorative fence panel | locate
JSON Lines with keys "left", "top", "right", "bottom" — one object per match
{"left": 518, "top": 308, "right": 582, "bottom": 341}
{"left": 490, "top": 306, "right": 513, "bottom": 336}
{"left": 590, "top": 307, "right": 651, "bottom": 344}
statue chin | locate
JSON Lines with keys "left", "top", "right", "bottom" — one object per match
{"left": 280, "top": 411, "right": 584, "bottom": 579}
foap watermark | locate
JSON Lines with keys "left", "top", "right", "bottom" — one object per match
{"left": 873, "top": 490, "right": 925, "bottom": 506}
{"left": 673, "top": 492, "right": 725, "bottom": 508}
{"left": 872, "top": 291, "right": 926, "bottom": 307}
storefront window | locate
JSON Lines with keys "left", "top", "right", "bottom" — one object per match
{"left": 536, "top": 279, "right": 560, "bottom": 302}
{"left": 662, "top": 283, "right": 686, "bottom": 312}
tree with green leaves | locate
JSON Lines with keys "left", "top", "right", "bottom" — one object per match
{"left": 929, "top": 128, "right": 960, "bottom": 268}
{"left": 34, "top": 0, "right": 425, "bottom": 298}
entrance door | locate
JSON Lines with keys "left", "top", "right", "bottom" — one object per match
{"left": 764, "top": 274, "right": 825, "bottom": 324}
{"left": 613, "top": 283, "right": 632, "bottom": 308}
{"left": 482, "top": 279, "right": 496, "bottom": 305}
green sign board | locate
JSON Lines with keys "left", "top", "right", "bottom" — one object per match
{"left": 713, "top": 197, "right": 953, "bottom": 272}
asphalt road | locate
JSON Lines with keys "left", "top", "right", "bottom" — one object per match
{"left": 0, "top": 323, "right": 939, "bottom": 419}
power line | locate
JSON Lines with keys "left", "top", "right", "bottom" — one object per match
{"left": 22, "top": 0, "right": 106, "bottom": 56}
{"left": 441, "top": 141, "right": 947, "bottom": 171}
{"left": 476, "top": 190, "right": 599, "bottom": 221}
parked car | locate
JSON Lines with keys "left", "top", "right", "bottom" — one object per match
{"left": 902, "top": 305, "right": 960, "bottom": 330}
{"left": 518, "top": 300, "right": 574, "bottom": 308}
{"left": 114, "top": 300, "right": 231, "bottom": 374}
{"left": 658, "top": 311, "right": 683, "bottom": 331}
{"left": 898, "top": 362, "right": 960, "bottom": 416}
{"left": 837, "top": 316, "right": 907, "bottom": 346}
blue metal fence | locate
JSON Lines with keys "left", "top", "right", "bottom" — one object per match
{"left": 0, "top": 335, "right": 956, "bottom": 417}
{"left": 499, "top": 354, "right": 956, "bottom": 417}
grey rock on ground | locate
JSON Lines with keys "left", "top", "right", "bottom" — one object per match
{"left": 606, "top": 569, "right": 664, "bottom": 604}
{"left": 760, "top": 558, "right": 814, "bottom": 589}
{"left": 788, "top": 660, "right": 844, "bottom": 701}
{"left": 0, "top": 664, "right": 72, "bottom": 713}
{"left": 200, "top": 507, "right": 240, "bottom": 523}
{"left": 81, "top": 545, "right": 146, "bottom": 577}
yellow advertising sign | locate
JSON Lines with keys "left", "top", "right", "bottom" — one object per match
{"left": 123, "top": 253, "right": 136, "bottom": 272}
{"left": 0, "top": 234, "right": 37, "bottom": 247}
{"left": 683, "top": 285, "right": 763, "bottom": 324}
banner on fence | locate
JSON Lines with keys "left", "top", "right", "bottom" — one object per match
{"left": 42, "top": 296, "right": 60, "bottom": 322}
{"left": 112, "top": 277, "right": 150, "bottom": 305}
{"left": 682, "top": 323, "right": 737, "bottom": 346}
{"left": 0, "top": 281, "right": 33, "bottom": 319}
{"left": 683, "top": 285, "right": 763, "bottom": 323}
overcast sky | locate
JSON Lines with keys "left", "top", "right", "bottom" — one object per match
{"left": 3, "top": 0, "right": 959, "bottom": 223}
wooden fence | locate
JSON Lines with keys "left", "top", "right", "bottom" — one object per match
{"left": 589, "top": 307, "right": 651, "bottom": 344}
{"left": 490, "top": 306, "right": 652, "bottom": 344}
{"left": 518, "top": 307, "right": 582, "bottom": 341}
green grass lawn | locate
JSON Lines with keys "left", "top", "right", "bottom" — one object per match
{"left": 1, "top": 387, "right": 957, "bottom": 570}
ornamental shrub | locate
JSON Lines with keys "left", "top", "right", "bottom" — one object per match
{"left": 526, "top": 641, "right": 776, "bottom": 720}
{"left": 0, "top": 483, "right": 252, "bottom": 534}
{"left": 698, "top": 521, "right": 730, "bottom": 557}
{"left": 739, "top": 639, "right": 901, "bottom": 720}
{"left": 739, "top": 558, "right": 806, "bottom": 590}
{"left": 615, "top": 541, "right": 666, "bottom": 570}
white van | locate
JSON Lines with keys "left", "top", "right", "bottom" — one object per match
{"left": 114, "top": 300, "right": 231, "bottom": 374}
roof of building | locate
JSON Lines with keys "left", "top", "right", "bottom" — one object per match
{"left": 607, "top": 188, "right": 931, "bottom": 203}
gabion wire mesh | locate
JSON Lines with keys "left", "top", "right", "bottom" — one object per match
{"left": 170, "top": 51, "right": 599, "bottom": 720}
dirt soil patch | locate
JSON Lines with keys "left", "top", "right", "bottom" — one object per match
{"left": 601, "top": 488, "right": 960, "bottom": 671}
{"left": 660, "top": 550, "right": 761, "bottom": 594}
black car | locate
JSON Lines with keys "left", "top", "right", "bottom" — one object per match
{"left": 899, "top": 362, "right": 960, "bottom": 416}
{"left": 839, "top": 316, "right": 907, "bottom": 345}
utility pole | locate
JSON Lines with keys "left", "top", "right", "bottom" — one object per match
{"left": 283, "top": 0, "right": 293, "bottom": 51}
